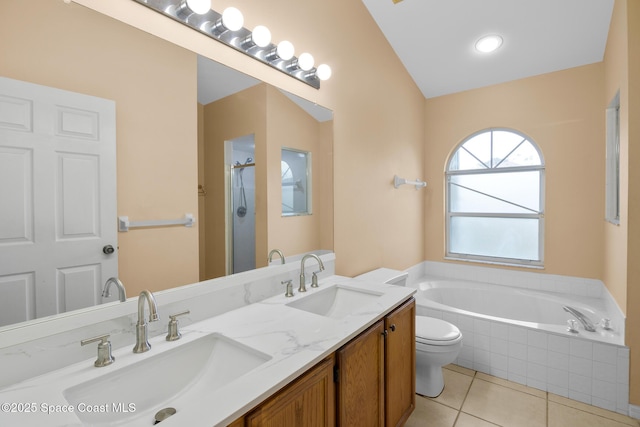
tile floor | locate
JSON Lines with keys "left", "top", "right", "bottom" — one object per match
{"left": 405, "top": 365, "right": 640, "bottom": 427}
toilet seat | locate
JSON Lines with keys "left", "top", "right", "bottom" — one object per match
{"left": 415, "top": 316, "right": 462, "bottom": 346}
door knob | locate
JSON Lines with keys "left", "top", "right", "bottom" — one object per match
{"left": 103, "top": 245, "right": 115, "bottom": 255}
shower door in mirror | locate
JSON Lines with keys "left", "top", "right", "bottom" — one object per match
{"left": 227, "top": 135, "right": 256, "bottom": 275}
{"left": 0, "top": 76, "right": 118, "bottom": 326}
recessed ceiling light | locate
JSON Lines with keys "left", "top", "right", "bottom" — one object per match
{"left": 475, "top": 35, "right": 503, "bottom": 53}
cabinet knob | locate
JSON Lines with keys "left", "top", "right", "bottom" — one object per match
{"left": 381, "top": 330, "right": 388, "bottom": 337}
{"left": 390, "top": 324, "right": 396, "bottom": 332}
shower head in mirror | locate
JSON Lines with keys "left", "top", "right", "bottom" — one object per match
{"left": 245, "top": 157, "right": 253, "bottom": 164}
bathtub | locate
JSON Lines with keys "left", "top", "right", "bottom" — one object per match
{"left": 414, "top": 279, "right": 622, "bottom": 344}
{"left": 410, "top": 275, "right": 630, "bottom": 414}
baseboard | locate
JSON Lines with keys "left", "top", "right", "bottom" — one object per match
{"left": 629, "top": 404, "right": 640, "bottom": 419}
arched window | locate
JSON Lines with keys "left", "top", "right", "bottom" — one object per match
{"left": 446, "top": 128, "right": 545, "bottom": 266}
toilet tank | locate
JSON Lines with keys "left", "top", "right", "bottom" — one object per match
{"left": 354, "top": 268, "right": 408, "bottom": 287}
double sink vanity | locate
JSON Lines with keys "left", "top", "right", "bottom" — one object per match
{"left": 0, "top": 253, "right": 416, "bottom": 426}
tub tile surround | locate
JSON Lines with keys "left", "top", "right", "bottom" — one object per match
{"left": 0, "top": 252, "right": 336, "bottom": 388}
{"left": 0, "top": 252, "right": 418, "bottom": 426}
{"left": 407, "top": 261, "right": 631, "bottom": 416}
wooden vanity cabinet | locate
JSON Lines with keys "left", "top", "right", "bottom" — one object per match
{"left": 228, "top": 297, "right": 415, "bottom": 427}
{"left": 384, "top": 298, "right": 416, "bottom": 427}
{"left": 336, "top": 320, "right": 385, "bottom": 426}
{"left": 227, "top": 417, "right": 244, "bottom": 427}
{"left": 244, "top": 355, "right": 335, "bottom": 427}
{"left": 336, "top": 298, "right": 415, "bottom": 427}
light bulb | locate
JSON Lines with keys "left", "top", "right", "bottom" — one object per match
{"left": 298, "top": 53, "right": 314, "bottom": 71}
{"left": 252, "top": 25, "right": 271, "bottom": 48}
{"left": 222, "top": 7, "right": 244, "bottom": 31}
{"left": 475, "top": 35, "right": 503, "bottom": 53}
{"left": 186, "top": 0, "right": 211, "bottom": 15}
{"left": 276, "top": 41, "right": 295, "bottom": 61}
{"left": 316, "top": 64, "right": 332, "bottom": 81}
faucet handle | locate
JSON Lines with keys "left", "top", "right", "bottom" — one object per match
{"left": 81, "top": 334, "right": 115, "bottom": 367}
{"left": 311, "top": 270, "right": 322, "bottom": 288}
{"left": 282, "top": 280, "right": 294, "bottom": 297}
{"left": 166, "top": 311, "right": 190, "bottom": 341}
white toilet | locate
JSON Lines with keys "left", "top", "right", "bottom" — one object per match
{"left": 355, "top": 268, "right": 463, "bottom": 398}
{"left": 415, "top": 316, "right": 462, "bottom": 397}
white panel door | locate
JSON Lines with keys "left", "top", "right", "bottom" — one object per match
{"left": 0, "top": 76, "right": 117, "bottom": 326}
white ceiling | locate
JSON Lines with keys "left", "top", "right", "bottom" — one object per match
{"left": 361, "top": 0, "right": 614, "bottom": 99}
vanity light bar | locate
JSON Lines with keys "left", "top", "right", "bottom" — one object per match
{"left": 132, "top": 0, "right": 329, "bottom": 89}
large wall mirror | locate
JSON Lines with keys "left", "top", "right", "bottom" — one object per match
{"left": 0, "top": 0, "right": 333, "bottom": 330}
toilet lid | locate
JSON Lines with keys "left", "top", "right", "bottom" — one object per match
{"left": 415, "top": 316, "right": 461, "bottom": 344}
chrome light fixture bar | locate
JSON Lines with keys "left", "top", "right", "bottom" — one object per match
{"left": 132, "top": 0, "right": 331, "bottom": 89}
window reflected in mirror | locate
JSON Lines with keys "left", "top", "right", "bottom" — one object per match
{"left": 281, "top": 148, "right": 311, "bottom": 216}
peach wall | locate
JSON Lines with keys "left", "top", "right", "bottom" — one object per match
{"left": 624, "top": 0, "right": 640, "bottom": 407}
{"left": 266, "top": 86, "right": 326, "bottom": 257}
{"left": 0, "top": 0, "right": 199, "bottom": 298}
{"left": 424, "top": 64, "right": 605, "bottom": 280}
{"left": 203, "top": 85, "right": 267, "bottom": 279}
{"left": 319, "top": 120, "right": 335, "bottom": 252}
{"left": 604, "top": 0, "right": 630, "bottom": 318}
{"left": 602, "top": 0, "right": 640, "bottom": 407}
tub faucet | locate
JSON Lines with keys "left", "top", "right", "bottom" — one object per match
{"left": 268, "top": 249, "right": 285, "bottom": 265}
{"left": 133, "top": 290, "right": 159, "bottom": 353}
{"left": 102, "top": 277, "right": 127, "bottom": 302}
{"left": 563, "top": 306, "right": 596, "bottom": 332}
{"left": 300, "top": 254, "right": 325, "bottom": 292}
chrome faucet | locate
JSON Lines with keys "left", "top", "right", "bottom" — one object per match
{"left": 563, "top": 306, "right": 596, "bottom": 332}
{"left": 299, "top": 254, "right": 325, "bottom": 292}
{"left": 133, "top": 290, "right": 159, "bottom": 353}
{"left": 102, "top": 277, "right": 127, "bottom": 302}
{"left": 268, "top": 249, "right": 285, "bottom": 265}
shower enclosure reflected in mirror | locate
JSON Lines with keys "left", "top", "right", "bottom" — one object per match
{"left": 281, "top": 148, "right": 312, "bottom": 216}
{"left": 226, "top": 136, "right": 256, "bottom": 274}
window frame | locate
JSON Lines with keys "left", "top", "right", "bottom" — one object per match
{"left": 281, "top": 147, "right": 312, "bottom": 217}
{"left": 445, "top": 128, "right": 546, "bottom": 268}
{"left": 605, "top": 91, "right": 620, "bottom": 225}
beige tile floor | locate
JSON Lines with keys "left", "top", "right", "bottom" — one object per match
{"left": 405, "top": 365, "right": 640, "bottom": 427}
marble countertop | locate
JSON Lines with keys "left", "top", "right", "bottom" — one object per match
{"left": 0, "top": 275, "right": 415, "bottom": 427}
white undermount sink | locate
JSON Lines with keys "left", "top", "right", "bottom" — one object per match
{"left": 286, "top": 284, "right": 384, "bottom": 318}
{"left": 63, "top": 333, "right": 271, "bottom": 426}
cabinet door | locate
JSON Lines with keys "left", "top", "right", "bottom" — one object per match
{"left": 336, "top": 320, "right": 385, "bottom": 427}
{"left": 385, "top": 298, "right": 416, "bottom": 427}
{"left": 245, "top": 355, "right": 335, "bottom": 427}
{"left": 227, "top": 417, "right": 244, "bottom": 427}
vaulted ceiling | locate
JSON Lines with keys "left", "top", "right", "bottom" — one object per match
{"left": 361, "top": 0, "right": 614, "bottom": 98}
